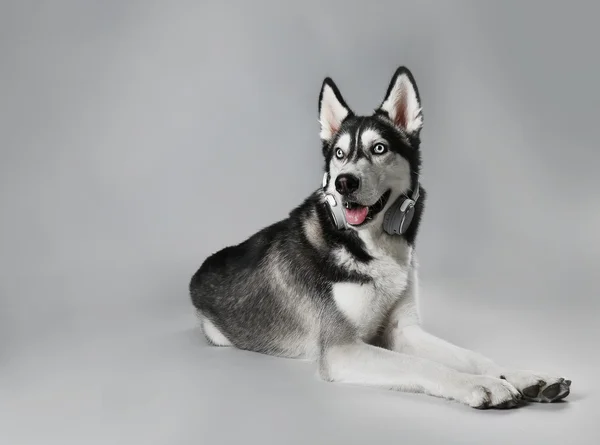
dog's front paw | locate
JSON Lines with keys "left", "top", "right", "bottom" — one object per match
{"left": 499, "top": 370, "right": 571, "bottom": 403}
{"left": 460, "top": 376, "right": 523, "bottom": 409}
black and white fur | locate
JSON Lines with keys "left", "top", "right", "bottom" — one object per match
{"left": 190, "top": 66, "right": 571, "bottom": 409}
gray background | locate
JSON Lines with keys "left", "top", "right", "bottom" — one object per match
{"left": 1, "top": 1, "right": 598, "bottom": 444}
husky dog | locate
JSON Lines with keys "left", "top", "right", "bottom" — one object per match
{"left": 190, "top": 66, "right": 571, "bottom": 408}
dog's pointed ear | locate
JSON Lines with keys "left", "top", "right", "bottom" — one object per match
{"left": 377, "top": 67, "right": 423, "bottom": 135}
{"left": 319, "top": 77, "right": 353, "bottom": 142}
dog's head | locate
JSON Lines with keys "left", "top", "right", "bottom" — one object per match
{"left": 319, "top": 66, "right": 423, "bottom": 229}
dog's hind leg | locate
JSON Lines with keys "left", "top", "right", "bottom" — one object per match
{"left": 197, "top": 311, "right": 232, "bottom": 347}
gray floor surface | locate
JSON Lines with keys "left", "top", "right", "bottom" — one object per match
{"left": 3, "top": 283, "right": 597, "bottom": 445}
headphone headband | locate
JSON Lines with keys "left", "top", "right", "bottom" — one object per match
{"left": 411, "top": 181, "right": 420, "bottom": 203}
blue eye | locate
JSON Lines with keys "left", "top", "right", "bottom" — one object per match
{"left": 335, "top": 148, "right": 344, "bottom": 159}
{"left": 372, "top": 143, "right": 387, "bottom": 155}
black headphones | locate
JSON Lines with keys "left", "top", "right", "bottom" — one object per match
{"left": 322, "top": 173, "right": 420, "bottom": 236}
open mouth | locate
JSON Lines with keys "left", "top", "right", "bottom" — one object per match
{"left": 343, "top": 190, "right": 391, "bottom": 226}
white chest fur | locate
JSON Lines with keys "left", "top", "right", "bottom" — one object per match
{"left": 332, "top": 230, "right": 413, "bottom": 340}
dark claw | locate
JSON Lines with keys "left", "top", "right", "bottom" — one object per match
{"left": 565, "top": 380, "right": 572, "bottom": 387}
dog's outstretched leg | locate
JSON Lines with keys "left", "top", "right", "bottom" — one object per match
{"left": 319, "top": 341, "right": 522, "bottom": 409}
{"left": 391, "top": 325, "right": 571, "bottom": 403}
{"left": 383, "top": 266, "right": 571, "bottom": 403}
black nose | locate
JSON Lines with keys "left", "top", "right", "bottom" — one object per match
{"left": 335, "top": 174, "right": 360, "bottom": 195}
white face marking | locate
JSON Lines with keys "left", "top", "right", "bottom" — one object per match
{"left": 335, "top": 133, "right": 351, "bottom": 154}
{"left": 360, "top": 129, "right": 384, "bottom": 150}
{"left": 319, "top": 84, "right": 349, "bottom": 141}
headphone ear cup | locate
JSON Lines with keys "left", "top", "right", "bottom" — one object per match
{"left": 383, "top": 197, "right": 404, "bottom": 235}
{"left": 325, "top": 194, "right": 347, "bottom": 230}
{"left": 398, "top": 202, "right": 415, "bottom": 235}
{"left": 383, "top": 197, "right": 416, "bottom": 235}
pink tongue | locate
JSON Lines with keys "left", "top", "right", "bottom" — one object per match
{"left": 345, "top": 206, "right": 369, "bottom": 225}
